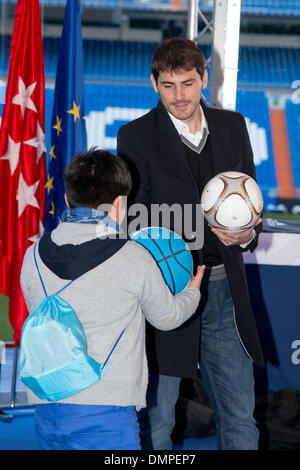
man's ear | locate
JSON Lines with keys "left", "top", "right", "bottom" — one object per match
{"left": 64, "top": 193, "right": 70, "bottom": 208}
{"left": 202, "top": 69, "right": 208, "bottom": 91}
{"left": 150, "top": 74, "right": 159, "bottom": 94}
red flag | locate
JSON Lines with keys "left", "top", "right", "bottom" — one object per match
{"left": 0, "top": 0, "right": 46, "bottom": 345}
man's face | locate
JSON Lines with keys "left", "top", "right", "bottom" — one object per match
{"left": 151, "top": 67, "right": 208, "bottom": 124}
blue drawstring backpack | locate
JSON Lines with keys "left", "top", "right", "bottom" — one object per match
{"left": 20, "top": 243, "right": 125, "bottom": 402}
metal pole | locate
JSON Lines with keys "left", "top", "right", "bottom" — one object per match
{"left": 210, "top": 0, "right": 241, "bottom": 110}
{"left": 0, "top": 344, "right": 32, "bottom": 420}
{"left": 187, "top": 0, "right": 198, "bottom": 42}
{"left": 0, "top": 343, "right": 15, "bottom": 421}
{"left": 9, "top": 345, "right": 18, "bottom": 408}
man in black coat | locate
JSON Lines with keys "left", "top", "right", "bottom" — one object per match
{"left": 117, "top": 38, "right": 264, "bottom": 450}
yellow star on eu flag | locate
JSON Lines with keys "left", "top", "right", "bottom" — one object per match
{"left": 49, "top": 201, "right": 55, "bottom": 216}
{"left": 45, "top": 174, "right": 54, "bottom": 194}
{"left": 67, "top": 101, "right": 80, "bottom": 122}
{"left": 49, "top": 145, "right": 56, "bottom": 162}
{"left": 53, "top": 116, "right": 62, "bottom": 136}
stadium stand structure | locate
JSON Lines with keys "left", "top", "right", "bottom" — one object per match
{"left": 2, "top": 0, "right": 300, "bottom": 16}
{"left": 2, "top": 39, "right": 300, "bottom": 87}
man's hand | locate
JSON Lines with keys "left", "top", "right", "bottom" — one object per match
{"left": 209, "top": 217, "right": 262, "bottom": 247}
{"left": 188, "top": 265, "right": 206, "bottom": 290}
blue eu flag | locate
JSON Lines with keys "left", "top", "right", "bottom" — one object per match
{"left": 45, "top": 0, "right": 87, "bottom": 232}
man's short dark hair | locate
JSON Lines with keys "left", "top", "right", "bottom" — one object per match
{"left": 151, "top": 37, "right": 206, "bottom": 82}
{"left": 64, "top": 147, "right": 132, "bottom": 209}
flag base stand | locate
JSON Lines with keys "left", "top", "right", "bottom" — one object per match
{"left": 0, "top": 410, "right": 14, "bottom": 421}
{"left": 0, "top": 344, "right": 33, "bottom": 422}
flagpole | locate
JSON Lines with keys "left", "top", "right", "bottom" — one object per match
{"left": 0, "top": 410, "right": 13, "bottom": 421}
{"left": 0, "top": 343, "right": 18, "bottom": 420}
{"left": 0, "top": 341, "right": 14, "bottom": 420}
{"left": 9, "top": 345, "right": 18, "bottom": 408}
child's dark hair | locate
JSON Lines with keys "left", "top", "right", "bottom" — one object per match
{"left": 64, "top": 147, "right": 132, "bottom": 209}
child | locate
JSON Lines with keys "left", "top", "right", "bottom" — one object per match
{"left": 20, "top": 148, "right": 205, "bottom": 450}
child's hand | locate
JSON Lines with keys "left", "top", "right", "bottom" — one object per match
{"left": 188, "top": 265, "right": 206, "bottom": 291}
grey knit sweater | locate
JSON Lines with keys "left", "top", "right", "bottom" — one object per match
{"left": 20, "top": 222, "right": 200, "bottom": 410}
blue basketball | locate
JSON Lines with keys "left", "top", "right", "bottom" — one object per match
{"left": 131, "top": 227, "right": 193, "bottom": 294}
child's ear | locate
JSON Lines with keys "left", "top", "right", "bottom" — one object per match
{"left": 111, "top": 195, "right": 120, "bottom": 211}
{"left": 110, "top": 195, "right": 120, "bottom": 221}
{"left": 64, "top": 193, "right": 70, "bottom": 208}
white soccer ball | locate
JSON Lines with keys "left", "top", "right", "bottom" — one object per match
{"left": 200, "top": 171, "right": 263, "bottom": 232}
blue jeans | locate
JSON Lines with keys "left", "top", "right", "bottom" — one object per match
{"left": 35, "top": 403, "right": 141, "bottom": 450}
{"left": 138, "top": 279, "right": 259, "bottom": 450}
{"left": 138, "top": 374, "right": 181, "bottom": 450}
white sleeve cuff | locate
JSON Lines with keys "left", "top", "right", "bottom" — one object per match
{"left": 240, "top": 229, "right": 256, "bottom": 248}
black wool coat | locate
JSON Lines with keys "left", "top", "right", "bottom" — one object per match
{"left": 117, "top": 100, "right": 265, "bottom": 377}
